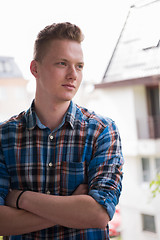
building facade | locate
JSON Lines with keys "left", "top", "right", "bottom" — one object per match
{"left": 0, "top": 56, "right": 32, "bottom": 122}
{"left": 75, "top": 1, "right": 160, "bottom": 239}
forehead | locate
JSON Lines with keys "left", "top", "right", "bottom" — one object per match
{"left": 44, "top": 39, "right": 83, "bottom": 62}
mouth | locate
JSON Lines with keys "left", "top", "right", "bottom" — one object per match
{"left": 62, "top": 84, "right": 75, "bottom": 90}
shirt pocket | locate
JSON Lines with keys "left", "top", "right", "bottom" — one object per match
{"left": 60, "top": 161, "right": 87, "bottom": 196}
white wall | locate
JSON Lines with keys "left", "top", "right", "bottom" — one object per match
{"left": 120, "top": 154, "right": 160, "bottom": 240}
{"left": 121, "top": 205, "right": 160, "bottom": 240}
{"left": 0, "top": 80, "right": 33, "bottom": 122}
{"left": 133, "top": 85, "right": 149, "bottom": 139}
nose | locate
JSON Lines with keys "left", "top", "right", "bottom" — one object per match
{"left": 66, "top": 65, "right": 78, "bottom": 80}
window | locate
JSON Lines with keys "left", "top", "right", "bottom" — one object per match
{"left": 155, "top": 158, "right": 160, "bottom": 174}
{"left": 146, "top": 86, "right": 160, "bottom": 139}
{"left": 3, "top": 61, "right": 12, "bottom": 72}
{"left": 142, "top": 214, "right": 156, "bottom": 233}
{"left": 141, "top": 158, "right": 150, "bottom": 182}
{"left": 0, "top": 61, "right": 12, "bottom": 73}
{"left": 141, "top": 157, "right": 160, "bottom": 183}
{"left": 0, "top": 62, "right": 3, "bottom": 72}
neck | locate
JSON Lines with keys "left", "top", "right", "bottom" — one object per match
{"left": 34, "top": 94, "right": 70, "bottom": 131}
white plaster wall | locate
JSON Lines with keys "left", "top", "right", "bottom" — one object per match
{"left": 120, "top": 155, "right": 160, "bottom": 240}
{"left": 133, "top": 85, "right": 149, "bottom": 139}
{"left": 156, "top": 214, "right": 160, "bottom": 240}
{"left": 121, "top": 205, "right": 160, "bottom": 240}
{"left": 0, "top": 84, "right": 33, "bottom": 122}
{"left": 138, "top": 139, "right": 160, "bottom": 155}
{"left": 133, "top": 85, "right": 148, "bottom": 119}
{"left": 121, "top": 155, "right": 160, "bottom": 210}
{"left": 120, "top": 206, "right": 141, "bottom": 240}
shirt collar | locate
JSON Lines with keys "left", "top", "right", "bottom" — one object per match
{"left": 25, "top": 100, "right": 77, "bottom": 131}
{"left": 65, "top": 101, "right": 77, "bottom": 129}
{"left": 25, "top": 100, "right": 37, "bottom": 130}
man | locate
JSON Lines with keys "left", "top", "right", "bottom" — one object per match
{"left": 0, "top": 22, "right": 124, "bottom": 239}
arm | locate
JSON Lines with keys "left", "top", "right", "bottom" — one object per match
{"left": 88, "top": 120, "right": 124, "bottom": 220}
{"left": 2, "top": 183, "right": 92, "bottom": 236}
{"left": 0, "top": 147, "right": 55, "bottom": 236}
{"left": 6, "top": 185, "right": 109, "bottom": 229}
{"left": 0, "top": 205, "right": 55, "bottom": 236}
{"left": 1, "top": 184, "right": 89, "bottom": 236}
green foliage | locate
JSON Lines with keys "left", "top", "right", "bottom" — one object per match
{"left": 150, "top": 174, "right": 160, "bottom": 198}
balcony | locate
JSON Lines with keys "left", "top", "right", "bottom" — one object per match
{"left": 137, "top": 115, "right": 160, "bottom": 139}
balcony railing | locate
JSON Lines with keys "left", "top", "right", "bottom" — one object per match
{"left": 137, "top": 115, "right": 160, "bottom": 139}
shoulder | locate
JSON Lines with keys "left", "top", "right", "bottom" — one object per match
{"left": 75, "top": 104, "right": 116, "bottom": 130}
{"left": 0, "top": 111, "right": 26, "bottom": 132}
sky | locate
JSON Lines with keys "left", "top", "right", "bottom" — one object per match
{"left": 0, "top": 0, "right": 135, "bottom": 86}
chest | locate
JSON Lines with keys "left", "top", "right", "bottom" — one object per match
{"left": 3, "top": 127, "right": 93, "bottom": 195}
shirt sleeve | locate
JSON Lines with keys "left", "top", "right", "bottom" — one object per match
{"left": 88, "top": 120, "right": 124, "bottom": 220}
{"left": 0, "top": 146, "right": 10, "bottom": 205}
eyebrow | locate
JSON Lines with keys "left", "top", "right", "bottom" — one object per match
{"left": 58, "top": 58, "right": 84, "bottom": 65}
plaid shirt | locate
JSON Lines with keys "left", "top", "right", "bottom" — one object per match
{"left": 0, "top": 101, "right": 124, "bottom": 240}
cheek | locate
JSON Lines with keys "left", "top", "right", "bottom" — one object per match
{"left": 77, "top": 75, "right": 82, "bottom": 86}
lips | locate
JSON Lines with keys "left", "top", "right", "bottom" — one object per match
{"left": 62, "top": 84, "right": 75, "bottom": 90}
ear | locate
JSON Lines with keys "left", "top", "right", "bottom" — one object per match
{"left": 30, "top": 60, "right": 39, "bottom": 78}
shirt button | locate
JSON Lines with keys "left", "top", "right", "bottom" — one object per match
{"left": 50, "top": 135, "right": 54, "bottom": 140}
{"left": 48, "top": 162, "right": 53, "bottom": 167}
{"left": 46, "top": 190, "right": 51, "bottom": 194}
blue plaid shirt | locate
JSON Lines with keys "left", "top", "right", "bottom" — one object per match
{"left": 0, "top": 101, "right": 124, "bottom": 240}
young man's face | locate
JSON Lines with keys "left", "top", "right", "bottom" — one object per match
{"left": 32, "top": 39, "right": 84, "bottom": 104}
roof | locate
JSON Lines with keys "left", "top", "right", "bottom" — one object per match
{"left": 96, "top": 0, "right": 160, "bottom": 88}
{"left": 0, "top": 56, "right": 23, "bottom": 79}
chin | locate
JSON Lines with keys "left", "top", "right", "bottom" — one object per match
{"left": 62, "top": 94, "right": 75, "bottom": 102}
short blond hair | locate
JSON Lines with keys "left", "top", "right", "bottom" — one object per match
{"left": 33, "top": 22, "right": 84, "bottom": 61}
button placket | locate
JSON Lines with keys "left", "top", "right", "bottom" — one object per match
{"left": 49, "top": 135, "right": 54, "bottom": 141}
{"left": 45, "top": 133, "right": 54, "bottom": 195}
{"left": 48, "top": 162, "right": 53, "bottom": 167}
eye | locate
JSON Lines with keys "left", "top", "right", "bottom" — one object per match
{"left": 77, "top": 64, "right": 84, "bottom": 70}
{"left": 57, "top": 62, "right": 67, "bottom": 66}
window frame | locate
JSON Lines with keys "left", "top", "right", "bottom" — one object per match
{"left": 141, "top": 213, "right": 156, "bottom": 233}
